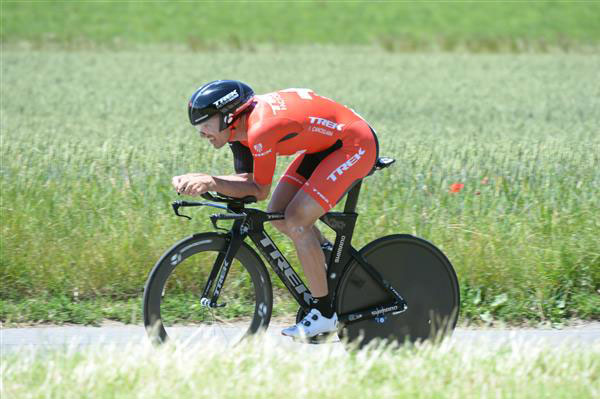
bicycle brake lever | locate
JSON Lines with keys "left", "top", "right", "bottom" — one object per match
{"left": 172, "top": 201, "right": 192, "bottom": 220}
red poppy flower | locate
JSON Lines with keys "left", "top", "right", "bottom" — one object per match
{"left": 449, "top": 183, "right": 464, "bottom": 193}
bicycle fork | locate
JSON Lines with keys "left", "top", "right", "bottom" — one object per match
{"left": 199, "top": 218, "right": 247, "bottom": 308}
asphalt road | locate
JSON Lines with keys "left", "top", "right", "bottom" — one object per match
{"left": 2, "top": 322, "right": 599, "bottom": 353}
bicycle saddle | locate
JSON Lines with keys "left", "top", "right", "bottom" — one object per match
{"left": 375, "top": 157, "right": 395, "bottom": 170}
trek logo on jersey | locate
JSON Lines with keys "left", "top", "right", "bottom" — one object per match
{"left": 213, "top": 90, "right": 239, "bottom": 109}
{"left": 308, "top": 117, "right": 345, "bottom": 132}
{"left": 326, "top": 148, "right": 366, "bottom": 182}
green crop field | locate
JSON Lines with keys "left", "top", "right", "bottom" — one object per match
{"left": 1, "top": 47, "right": 599, "bottom": 325}
{"left": 2, "top": 1, "right": 600, "bottom": 51}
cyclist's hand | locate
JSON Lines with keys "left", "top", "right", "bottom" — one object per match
{"left": 172, "top": 173, "right": 215, "bottom": 196}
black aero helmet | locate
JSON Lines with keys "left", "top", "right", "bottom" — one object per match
{"left": 188, "top": 80, "right": 254, "bottom": 131}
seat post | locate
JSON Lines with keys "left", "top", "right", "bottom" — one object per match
{"left": 343, "top": 180, "right": 362, "bottom": 213}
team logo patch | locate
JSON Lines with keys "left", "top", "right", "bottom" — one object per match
{"left": 308, "top": 116, "right": 345, "bottom": 132}
{"left": 213, "top": 90, "right": 239, "bottom": 109}
{"left": 253, "top": 142, "right": 272, "bottom": 157}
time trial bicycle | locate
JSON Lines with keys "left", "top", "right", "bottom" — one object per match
{"left": 143, "top": 156, "right": 460, "bottom": 348}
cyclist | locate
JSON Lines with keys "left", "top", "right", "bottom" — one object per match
{"left": 173, "top": 80, "right": 379, "bottom": 338}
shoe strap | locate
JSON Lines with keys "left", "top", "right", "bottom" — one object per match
{"left": 301, "top": 308, "right": 320, "bottom": 323}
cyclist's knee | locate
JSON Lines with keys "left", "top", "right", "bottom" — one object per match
{"left": 283, "top": 207, "right": 314, "bottom": 240}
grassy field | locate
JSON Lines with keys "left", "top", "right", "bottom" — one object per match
{"left": 2, "top": 1, "right": 600, "bottom": 51}
{"left": 1, "top": 47, "right": 599, "bottom": 325}
{"left": 2, "top": 337, "right": 599, "bottom": 398}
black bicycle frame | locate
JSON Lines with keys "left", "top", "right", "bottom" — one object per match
{"left": 174, "top": 181, "right": 408, "bottom": 326}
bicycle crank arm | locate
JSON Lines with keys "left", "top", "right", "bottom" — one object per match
{"left": 338, "top": 301, "right": 407, "bottom": 325}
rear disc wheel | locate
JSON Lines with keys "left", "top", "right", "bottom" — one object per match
{"left": 336, "top": 234, "right": 459, "bottom": 348}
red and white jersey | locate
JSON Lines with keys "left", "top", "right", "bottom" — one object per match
{"left": 235, "top": 88, "right": 366, "bottom": 185}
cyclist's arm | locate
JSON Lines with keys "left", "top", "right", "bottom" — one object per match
{"left": 211, "top": 173, "right": 271, "bottom": 200}
{"left": 211, "top": 141, "right": 269, "bottom": 199}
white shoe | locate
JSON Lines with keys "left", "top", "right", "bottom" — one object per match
{"left": 281, "top": 309, "right": 338, "bottom": 339}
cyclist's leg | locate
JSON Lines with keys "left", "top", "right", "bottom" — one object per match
{"left": 283, "top": 121, "right": 377, "bottom": 292}
{"left": 281, "top": 121, "right": 377, "bottom": 338}
{"left": 280, "top": 191, "right": 337, "bottom": 338}
{"left": 267, "top": 181, "right": 299, "bottom": 216}
{"left": 268, "top": 154, "right": 304, "bottom": 233}
{"left": 271, "top": 154, "right": 330, "bottom": 246}
{"left": 283, "top": 191, "right": 330, "bottom": 296}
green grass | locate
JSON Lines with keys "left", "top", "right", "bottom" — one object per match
{"left": 2, "top": 1, "right": 600, "bottom": 51}
{"left": 1, "top": 48, "right": 599, "bottom": 325}
{"left": 3, "top": 338, "right": 599, "bottom": 398}
{"left": 0, "top": 294, "right": 297, "bottom": 326}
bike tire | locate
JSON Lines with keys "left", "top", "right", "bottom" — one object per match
{"left": 143, "top": 233, "right": 273, "bottom": 345}
{"left": 335, "top": 234, "right": 459, "bottom": 348}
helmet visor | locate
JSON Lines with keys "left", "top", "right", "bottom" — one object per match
{"left": 192, "top": 113, "right": 210, "bottom": 124}
{"left": 189, "top": 108, "right": 215, "bottom": 125}
{"left": 193, "top": 114, "right": 220, "bottom": 135}
{"left": 189, "top": 101, "right": 218, "bottom": 125}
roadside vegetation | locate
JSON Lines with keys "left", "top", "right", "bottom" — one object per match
{"left": 3, "top": 337, "right": 598, "bottom": 398}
